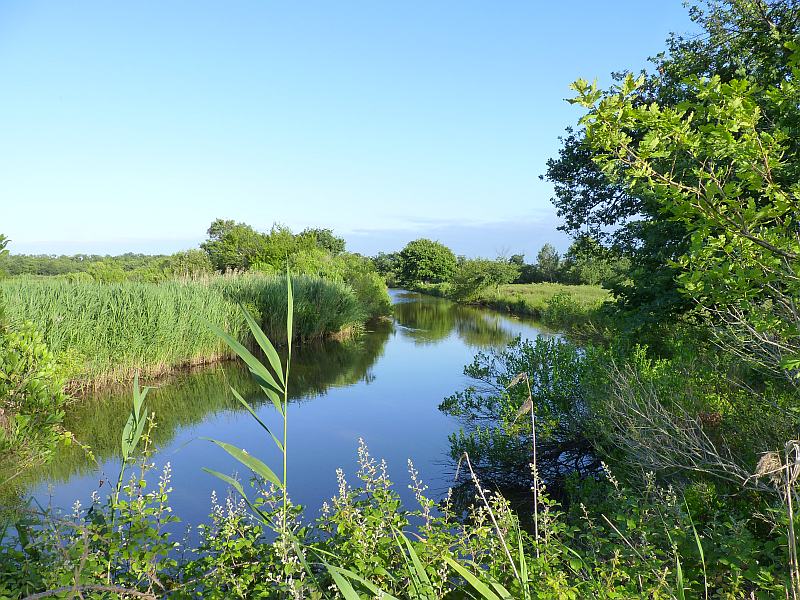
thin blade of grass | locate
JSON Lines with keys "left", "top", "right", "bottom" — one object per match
{"left": 324, "top": 565, "right": 400, "bottom": 600}
{"left": 398, "top": 531, "right": 434, "bottom": 595}
{"left": 684, "top": 499, "right": 708, "bottom": 599}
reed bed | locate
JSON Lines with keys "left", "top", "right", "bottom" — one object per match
{"left": 0, "top": 274, "right": 365, "bottom": 387}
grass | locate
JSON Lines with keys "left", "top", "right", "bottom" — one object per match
{"left": 475, "top": 283, "right": 609, "bottom": 315}
{"left": 412, "top": 282, "right": 610, "bottom": 326}
{"left": 0, "top": 274, "right": 367, "bottom": 388}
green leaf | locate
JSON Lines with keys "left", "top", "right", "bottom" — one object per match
{"left": 396, "top": 530, "right": 435, "bottom": 599}
{"left": 202, "top": 467, "right": 247, "bottom": 498}
{"left": 240, "top": 306, "right": 285, "bottom": 386}
{"left": 325, "top": 563, "right": 364, "bottom": 600}
{"left": 229, "top": 387, "right": 283, "bottom": 452}
{"left": 251, "top": 373, "right": 285, "bottom": 417}
{"left": 121, "top": 413, "right": 135, "bottom": 460}
{"left": 202, "top": 467, "right": 272, "bottom": 524}
{"left": 325, "top": 565, "right": 399, "bottom": 600}
{"left": 203, "top": 438, "right": 282, "bottom": 488}
{"left": 207, "top": 320, "right": 284, "bottom": 394}
{"left": 443, "top": 555, "right": 505, "bottom": 600}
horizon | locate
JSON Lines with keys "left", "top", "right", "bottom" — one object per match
{"left": 2, "top": 2, "right": 696, "bottom": 257}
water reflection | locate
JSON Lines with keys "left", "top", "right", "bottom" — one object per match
{"left": 21, "top": 321, "right": 394, "bottom": 487}
{"left": 23, "top": 291, "right": 550, "bottom": 524}
{"left": 393, "top": 291, "right": 516, "bottom": 347}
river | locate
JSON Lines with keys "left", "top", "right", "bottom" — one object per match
{"left": 26, "top": 290, "right": 551, "bottom": 525}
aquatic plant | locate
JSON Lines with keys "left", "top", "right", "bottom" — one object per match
{"left": 0, "top": 274, "right": 372, "bottom": 387}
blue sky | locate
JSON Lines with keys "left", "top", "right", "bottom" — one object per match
{"left": 1, "top": 1, "right": 696, "bottom": 258}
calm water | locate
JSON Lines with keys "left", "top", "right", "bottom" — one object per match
{"left": 27, "top": 291, "right": 550, "bottom": 525}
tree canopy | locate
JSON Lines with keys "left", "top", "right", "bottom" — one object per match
{"left": 397, "top": 239, "right": 458, "bottom": 285}
{"left": 543, "top": 0, "right": 800, "bottom": 328}
{"left": 565, "top": 0, "right": 800, "bottom": 379}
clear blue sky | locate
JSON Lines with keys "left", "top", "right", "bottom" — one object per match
{"left": 1, "top": 1, "right": 696, "bottom": 258}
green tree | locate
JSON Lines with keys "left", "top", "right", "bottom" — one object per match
{"left": 87, "top": 260, "right": 126, "bottom": 283}
{"left": 397, "top": 239, "right": 457, "bottom": 285}
{"left": 450, "top": 258, "right": 521, "bottom": 300}
{"left": 163, "top": 249, "right": 214, "bottom": 278}
{"left": 536, "top": 244, "right": 561, "bottom": 282}
{"left": 201, "top": 219, "right": 269, "bottom": 271}
{"left": 543, "top": 0, "right": 800, "bottom": 325}
{"left": 508, "top": 254, "right": 525, "bottom": 267}
{"left": 572, "top": 49, "right": 800, "bottom": 380}
{"left": 300, "top": 227, "right": 346, "bottom": 255}
{"left": 562, "top": 236, "right": 629, "bottom": 286}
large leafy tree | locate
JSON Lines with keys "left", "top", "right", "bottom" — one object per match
{"left": 300, "top": 228, "right": 346, "bottom": 255}
{"left": 572, "top": 36, "right": 800, "bottom": 381}
{"left": 201, "top": 219, "right": 269, "bottom": 271}
{"left": 544, "top": 0, "right": 800, "bottom": 326}
{"left": 397, "top": 239, "right": 457, "bottom": 285}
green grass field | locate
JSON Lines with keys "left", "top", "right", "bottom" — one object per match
{"left": 475, "top": 283, "right": 610, "bottom": 315}
{"left": 411, "top": 282, "right": 610, "bottom": 322}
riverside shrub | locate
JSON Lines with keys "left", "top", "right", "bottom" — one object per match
{"left": 0, "top": 321, "right": 70, "bottom": 468}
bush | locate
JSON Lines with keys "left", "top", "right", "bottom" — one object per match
{"left": 449, "top": 259, "right": 520, "bottom": 301}
{"left": 0, "top": 321, "right": 70, "bottom": 468}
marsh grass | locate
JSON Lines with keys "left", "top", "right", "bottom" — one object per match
{"left": 413, "top": 282, "right": 609, "bottom": 327}
{"left": 471, "top": 283, "right": 609, "bottom": 317}
{"left": 0, "top": 274, "right": 365, "bottom": 388}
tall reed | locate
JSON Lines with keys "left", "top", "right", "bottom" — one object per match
{"left": 0, "top": 274, "right": 364, "bottom": 387}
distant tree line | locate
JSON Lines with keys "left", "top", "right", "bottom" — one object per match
{"left": 0, "top": 221, "right": 392, "bottom": 317}
{"left": 371, "top": 236, "right": 626, "bottom": 298}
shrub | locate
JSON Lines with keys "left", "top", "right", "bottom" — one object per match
{"left": 0, "top": 321, "right": 70, "bottom": 469}
{"left": 449, "top": 259, "right": 520, "bottom": 301}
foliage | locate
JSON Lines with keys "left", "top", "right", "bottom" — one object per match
{"left": 202, "top": 220, "right": 352, "bottom": 275}
{"left": 543, "top": 0, "right": 800, "bottom": 325}
{"left": 300, "top": 227, "right": 346, "bottom": 255}
{"left": 561, "top": 235, "right": 631, "bottom": 287}
{"left": 162, "top": 249, "right": 214, "bottom": 278}
{"left": 535, "top": 243, "right": 561, "bottom": 283}
{"left": 450, "top": 258, "right": 520, "bottom": 301}
{"left": 0, "top": 321, "right": 71, "bottom": 472}
{"left": 0, "top": 252, "right": 169, "bottom": 278}
{"left": 396, "top": 238, "right": 458, "bottom": 285}
{"left": 433, "top": 282, "right": 609, "bottom": 331}
{"left": 201, "top": 219, "right": 267, "bottom": 271}
{"left": 572, "top": 39, "right": 800, "bottom": 380}
{"left": 4, "top": 300, "right": 796, "bottom": 599}
{"left": 85, "top": 260, "right": 126, "bottom": 283}
{"left": 371, "top": 251, "right": 400, "bottom": 286}
{"left": 441, "top": 337, "right": 593, "bottom": 488}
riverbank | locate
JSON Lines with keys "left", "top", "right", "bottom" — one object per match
{"left": 0, "top": 274, "right": 390, "bottom": 390}
{"left": 409, "top": 282, "right": 610, "bottom": 329}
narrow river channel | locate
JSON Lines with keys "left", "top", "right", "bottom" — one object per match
{"left": 27, "top": 290, "right": 551, "bottom": 525}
